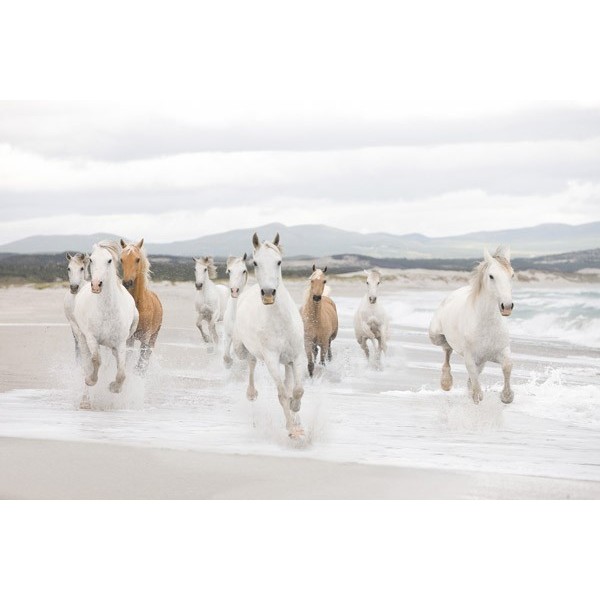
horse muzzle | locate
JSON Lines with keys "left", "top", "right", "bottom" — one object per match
{"left": 91, "top": 281, "right": 103, "bottom": 294}
{"left": 312, "top": 294, "right": 322, "bottom": 302}
{"left": 123, "top": 279, "right": 134, "bottom": 290}
{"left": 369, "top": 297, "right": 377, "bottom": 304}
{"left": 69, "top": 285, "right": 79, "bottom": 294}
{"left": 500, "top": 302, "right": 514, "bottom": 317}
{"left": 261, "top": 288, "right": 276, "bottom": 305}
{"left": 195, "top": 283, "right": 203, "bottom": 290}
{"left": 231, "top": 288, "right": 239, "bottom": 298}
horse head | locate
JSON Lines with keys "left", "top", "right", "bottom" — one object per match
{"left": 66, "top": 252, "right": 88, "bottom": 294}
{"left": 252, "top": 232, "right": 282, "bottom": 305}
{"left": 365, "top": 269, "right": 382, "bottom": 304}
{"left": 194, "top": 256, "right": 217, "bottom": 290}
{"left": 310, "top": 264, "right": 328, "bottom": 302}
{"left": 482, "top": 246, "right": 515, "bottom": 316}
{"left": 226, "top": 253, "right": 248, "bottom": 298}
{"left": 120, "top": 238, "right": 145, "bottom": 290}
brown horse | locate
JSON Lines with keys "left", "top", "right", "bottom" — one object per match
{"left": 300, "top": 265, "right": 338, "bottom": 377}
{"left": 120, "top": 238, "right": 163, "bottom": 372}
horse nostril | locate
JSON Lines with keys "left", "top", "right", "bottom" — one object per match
{"left": 511, "top": 303, "right": 515, "bottom": 310}
{"left": 501, "top": 303, "right": 504, "bottom": 310}
{"left": 98, "top": 281, "right": 103, "bottom": 287}
{"left": 261, "top": 289, "right": 265, "bottom": 296}
{"left": 272, "top": 289, "right": 276, "bottom": 296}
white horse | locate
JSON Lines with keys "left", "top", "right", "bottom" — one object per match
{"left": 354, "top": 269, "right": 389, "bottom": 364}
{"left": 194, "top": 256, "right": 229, "bottom": 345}
{"left": 234, "top": 233, "right": 305, "bottom": 438}
{"left": 222, "top": 253, "right": 249, "bottom": 367}
{"left": 63, "top": 252, "right": 89, "bottom": 360}
{"left": 428, "top": 246, "right": 515, "bottom": 404}
{"left": 74, "top": 241, "right": 138, "bottom": 405}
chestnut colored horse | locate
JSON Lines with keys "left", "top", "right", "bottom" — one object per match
{"left": 300, "top": 265, "right": 338, "bottom": 377}
{"left": 120, "top": 238, "right": 163, "bottom": 372}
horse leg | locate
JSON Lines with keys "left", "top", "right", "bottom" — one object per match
{"left": 136, "top": 330, "right": 158, "bottom": 374}
{"left": 197, "top": 316, "right": 210, "bottom": 343}
{"left": 358, "top": 336, "right": 370, "bottom": 359}
{"left": 263, "top": 355, "right": 303, "bottom": 438}
{"left": 320, "top": 340, "right": 329, "bottom": 366}
{"left": 209, "top": 316, "right": 219, "bottom": 345}
{"left": 246, "top": 354, "right": 258, "bottom": 401}
{"left": 289, "top": 359, "right": 304, "bottom": 413}
{"left": 441, "top": 344, "right": 453, "bottom": 391}
{"left": 499, "top": 348, "right": 514, "bottom": 404}
{"left": 84, "top": 336, "right": 101, "bottom": 387}
{"left": 305, "top": 338, "right": 315, "bottom": 377}
{"left": 327, "top": 338, "right": 333, "bottom": 362}
{"left": 77, "top": 335, "right": 92, "bottom": 409}
{"left": 109, "top": 343, "right": 127, "bottom": 393}
{"left": 464, "top": 352, "right": 483, "bottom": 404}
{"left": 223, "top": 330, "right": 233, "bottom": 368}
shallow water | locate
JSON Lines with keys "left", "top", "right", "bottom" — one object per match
{"left": 0, "top": 282, "right": 599, "bottom": 481}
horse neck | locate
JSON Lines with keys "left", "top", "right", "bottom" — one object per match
{"left": 471, "top": 287, "right": 500, "bottom": 320}
{"left": 99, "top": 270, "right": 121, "bottom": 301}
{"left": 132, "top": 270, "right": 148, "bottom": 302}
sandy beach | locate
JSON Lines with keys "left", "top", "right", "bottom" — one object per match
{"left": 1, "top": 275, "right": 599, "bottom": 499}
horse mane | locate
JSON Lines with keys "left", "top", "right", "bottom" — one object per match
{"left": 368, "top": 268, "right": 382, "bottom": 282}
{"left": 470, "top": 248, "right": 512, "bottom": 299}
{"left": 95, "top": 240, "right": 122, "bottom": 263}
{"left": 226, "top": 255, "right": 246, "bottom": 270}
{"left": 199, "top": 256, "right": 218, "bottom": 279}
{"left": 261, "top": 241, "right": 283, "bottom": 256}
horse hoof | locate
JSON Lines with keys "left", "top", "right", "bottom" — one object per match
{"left": 79, "top": 398, "right": 91, "bottom": 410}
{"left": 471, "top": 390, "right": 483, "bottom": 404}
{"left": 223, "top": 356, "right": 233, "bottom": 369}
{"left": 85, "top": 376, "right": 97, "bottom": 387}
{"left": 501, "top": 390, "right": 514, "bottom": 404}
{"left": 288, "top": 426, "right": 305, "bottom": 440}
{"left": 109, "top": 381, "right": 123, "bottom": 393}
{"left": 246, "top": 387, "right": 258, "bottom": 401}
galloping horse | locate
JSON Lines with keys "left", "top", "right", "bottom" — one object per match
{"left": 74, "top": 241, "right": 138, "bottom": 406}
{"left": 120, "top": 238, "right": 163, "bottom": 372}
{"left": 429, "top": 246, "right": 515, "bottom": 404}
{"left": 234, "top": 233, "right": 305, "bottom": 439}
{"left": 300, "top": 265, "right": 338, "bottom": 376}
{"left": 354, "top": 269, "right": 389, "bottom": 365}
{"left": 64, "top": 252, "right": 89, "bottom": 360}
{"left": 222, "top": 253, "right": 248, "bottom": 367}
{"left": 194, "top": 256, "right": 229, "bottom": 345}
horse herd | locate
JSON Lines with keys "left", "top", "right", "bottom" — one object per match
{"left": 63, "top": 233, "right": 515, "bottom": 439}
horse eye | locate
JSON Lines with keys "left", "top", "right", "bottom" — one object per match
{"left": 226, "top": 270, "right": 230, "bottom": 275}
{"left": 253, "top": 261, "right": 257, "bottom": 267}
{"left": 108, "top": 259, "right": 112, "bottom": 264}
{"left": 489, "top": 274, "right": 494, "bottom": 280}
{"left": 67, "top": 267, "right": 71, "bottom": 272}
{"left": 277, "top": 260, "right": 282, "bottom": 266}
{"left": 243, "top": 270, "right": 247, "bottom": 274}
{"left": 136, "top": 258, "right": 140, "bottom": 263}
{"left": 80, "top": 267, "right": 84, "bottom": 272}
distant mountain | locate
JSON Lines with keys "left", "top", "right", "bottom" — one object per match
{"left": 0, "top": 232, "right": 122, "bottom": 254}
{"left": 0, "top": 221, "right": 598, "bottom": 258}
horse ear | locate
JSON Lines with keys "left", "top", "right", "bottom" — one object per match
{"left": 242, "top": 252, "right": 247, "bottom": 261}
{"left": 273, "top": 233, "right": 280, "bottom": 247}
{"left": 496, "top": 245, "right": 511, "bottom": 262}
{"left": 483, "top": 248, "right": 494, "bottom": 264}
{"left": 120, "top": 239, "right": 126, "bottom": 248}
{"left": 312, "top": 264, "right": 316, "bottom": 272}
{"left": 252, "top": 233, "right": 260, "bottom": 250}
{"left": 136, "top": 238, "right": 144, "bottom": 249}
{"left": 193, "top": 257, "right": 199, "bottom": 263}
{"left": 66, "top": 252, "right": 73, "bottom": 260}
{"left": 323, "top": 266, "right": 327, "bottom": 273}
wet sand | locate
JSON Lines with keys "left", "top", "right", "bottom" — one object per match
{"left": 2, "top": 437, "right": 599, "bottom": 499}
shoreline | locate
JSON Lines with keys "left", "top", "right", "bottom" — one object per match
{"left": 2, "top": 436, "right": 600, "bottom": 499}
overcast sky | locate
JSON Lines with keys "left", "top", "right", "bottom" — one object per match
{"left": 1, "top": 1, "right": 599, "bottom": 244}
